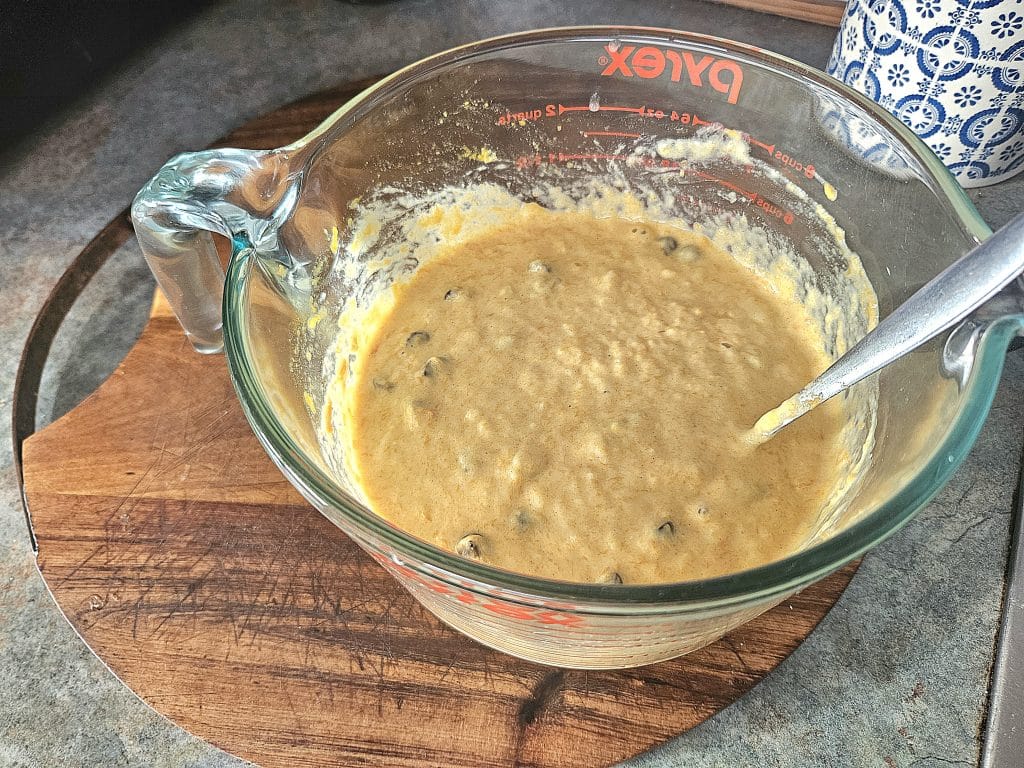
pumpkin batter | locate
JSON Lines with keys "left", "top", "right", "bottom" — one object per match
{"left": 338, "top": 204, "right": 850, "bottom": 584}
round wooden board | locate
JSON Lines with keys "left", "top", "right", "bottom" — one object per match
{"left": 19, "top": 81, "right": 858, "bottom": 768}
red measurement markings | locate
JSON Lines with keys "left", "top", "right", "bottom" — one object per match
{"left": 746, "top": 136, "right": 776, "bottom": 154}
{"left": 557, "top": 103, "right": 646, "bottom": 115}
{"left": 690, "top": 169, "right": 795, "bottom": 225}
{"left": 565, "top": 103, "right": 716, "bottom": 127}
{"left": 556, "top": 153, "right": 629, "bottom": 162}
{"left": 743, "top": 134, "right": 818, "bottom": 180}
{"left": 771, "top": 148, "right": 818, "bottom": 179}
{"left": 582, "top": 131, "right": 641, "bottom": 138}
{"left": 753, "top": 194, "right": 796, "bottom": 224}
{"left": 512, "top": 150, "right": 795, "bottom": 225}
{"left": 692, "top": 170, "right": 757, "bottom": 201}
{"left": 515, "top": 152, "right": 675, "bottom": 169}
{"left": 496, "top": 102, "right": 717, "bottom": 127}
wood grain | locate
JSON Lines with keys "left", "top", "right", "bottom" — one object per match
{"left": 711, "top": 0, "right": 846, "bottom": 26}
{"left": 21, "top": 76, "right": 858, "bottom": 768}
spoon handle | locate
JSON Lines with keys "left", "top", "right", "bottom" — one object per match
{"left": 753, "top": 212, "right": 1024, "bottom": 441}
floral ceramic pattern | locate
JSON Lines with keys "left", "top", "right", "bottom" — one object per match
{"left": 828, "top": 0, "right": 1024, "bottom": 187}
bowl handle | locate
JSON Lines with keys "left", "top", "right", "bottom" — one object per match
{"left": 131, "top": 148, "right": 276, "bottom": 353}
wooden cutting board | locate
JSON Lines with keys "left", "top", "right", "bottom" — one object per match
{"left": 712, "top": 0, "right": 845, "bottom": 25}
{"left": 19, "top": 80, "right": 858, "bottom": 768}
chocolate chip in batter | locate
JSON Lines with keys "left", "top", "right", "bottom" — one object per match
{"left": 456, "top": 533, "right": 484, "bottom": 560}
{"left": 510, "top": 508, "right": 532, "bottom": 530}
{"left": 406, "top": 330, "right": 431, "bottom": 347}
{"left": 657, "top": 520, "right": 675, "bottom": 537}
{"left": 696, "top": 505, "right": 710, "bottom": 518}
{"left": 598, "top": 570, "right": 623, "bottom": 584}
{"left": 421, "top": 355, "right": 451, "bottom": 379}
{"left": 443, "top": 288, "right": 463, "bottom": 301}
{"left": 527, "top": 260, "right": 552, "bottom": 274}
{"left": 658, "top": 236, "right": 678, "bottom": 254}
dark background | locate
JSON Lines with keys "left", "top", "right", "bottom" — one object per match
{"left": 0, "top": 1, "right": 209, "bottom": 149}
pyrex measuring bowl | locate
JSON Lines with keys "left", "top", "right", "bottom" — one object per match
{"left": 131, "top": 27, "right": 1024, "bottom": 669}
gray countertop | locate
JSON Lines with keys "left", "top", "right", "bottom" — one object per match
{"left": 2, "top": 1, "right": 1022, "bottom": 766}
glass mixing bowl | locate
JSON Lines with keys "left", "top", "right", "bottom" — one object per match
{"left": 131, "top": 27, "right": 1024, "bottom": 669}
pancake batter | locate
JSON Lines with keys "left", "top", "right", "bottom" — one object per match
{"left": 335, "top": 204, "right": 850, "bottom": 584}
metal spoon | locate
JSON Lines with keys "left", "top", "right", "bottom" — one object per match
{"left": 750, "top": 212, "right": 1024, "bottom": 444}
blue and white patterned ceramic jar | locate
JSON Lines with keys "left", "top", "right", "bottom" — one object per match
{"left": 828, "top": 0, "right": 1024, "bottom": 187}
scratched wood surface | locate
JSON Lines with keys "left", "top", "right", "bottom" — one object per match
{"left": 711, "top": 0, "right": 845, "bottom": 26}
{"left": 21, "top": 81, "right": 859, "bottom": 768}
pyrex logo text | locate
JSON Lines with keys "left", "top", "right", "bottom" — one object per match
{"left": 599, "top": 45, "right": 744, "bottom": 105}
